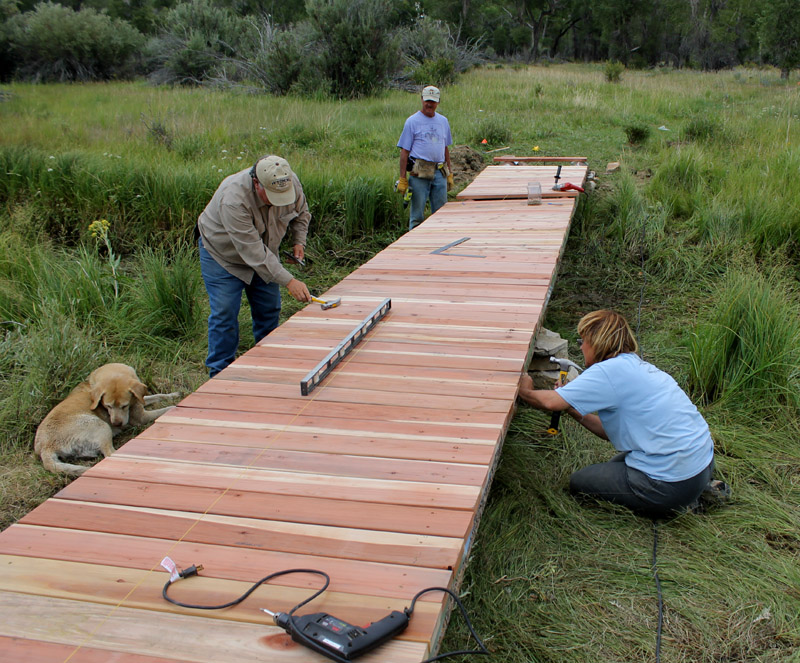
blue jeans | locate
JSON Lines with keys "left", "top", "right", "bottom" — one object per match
{"left": 409, "top": 169, "right": 447, "bottom": 230}
{"left": 199, "top": 239, "right": 281, "bottom": 377}
{"left": 569, "top": 451, "right": 714, "bottom": 518}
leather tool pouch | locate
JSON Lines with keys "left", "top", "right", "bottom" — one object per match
{"left": 411, "top": 158, "right": 437, "bottom": 180}
{"left": 440, "top": 163, "right": 451, "bottom": 177}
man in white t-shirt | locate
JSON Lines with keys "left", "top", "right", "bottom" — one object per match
{"left": 518, "top": 310, "right": 726, "bottom": 517}
{"left": 396, "top": 85, "right": 453, "bottom": 230}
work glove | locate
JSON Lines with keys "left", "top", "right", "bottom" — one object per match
{"left": 396, "top": 177, "right": 408, "bottom": 195}
{"left": 446, "top": 173, "right": 454, "bottom": 191}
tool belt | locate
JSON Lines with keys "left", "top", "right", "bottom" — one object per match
{"left": 410, "top": 158, "right": 440, "bottom": 180}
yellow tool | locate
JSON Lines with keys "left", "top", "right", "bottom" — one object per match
{"left": 546, "top": 356, "right": 583, "bottom": 435}
{"left": 311, "top": 296, "right": 341, "bottom": 310}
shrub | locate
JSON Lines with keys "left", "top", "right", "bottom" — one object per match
{"left": 684, "top": 116, "right": 722, "bottom": 142}
{"left": 4, "top": 1, "right": 144, "bottom": 82}
{"left": 624, "top": 122, "right": 651, "bottom": 145}
{"left": 306, "top": 0, "right": 400, "bottom": 99}
{"left": 146, "top": 0, "right": 255, "bottom": 85}
{"left": 604, "top": 61, "right": 625, "bottom": 83}
{"left": 411, "top": 57, "right": 456, "bottom": 86}
{"left": 398, "top": 15, "right": 484, "bottom": 81}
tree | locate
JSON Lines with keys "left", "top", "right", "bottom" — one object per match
{"left": 759, "top": 0, "right": 800, "bottom": 79}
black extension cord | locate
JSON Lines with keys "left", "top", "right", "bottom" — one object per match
{"left": 162, "top": 563, "right": 489, "bottom": 663}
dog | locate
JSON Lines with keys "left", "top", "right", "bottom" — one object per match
{"left": 34, "top": 363, "right": 180, "bottom": 476}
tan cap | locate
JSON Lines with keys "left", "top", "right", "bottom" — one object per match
{"left": 255, "top": 156, "right": 296, "bottom": 206}
{"left": 421, "top": 85, "right": 440, "bottom": 102}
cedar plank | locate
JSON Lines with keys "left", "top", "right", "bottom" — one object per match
{"left": 0, "top": 526, "right": 454, "bottom": 600}
{"left": 84, "top": 457, "right": 483, "bottom": 510}
{"left": 55, "top": 477, "right": 474, "bottom": 537}
{"left": 116, "top": 438, "right": 491, "bottom": 487}
{"left": 21, "top": 500, "right": 462, "bottom": 568}
{"left": 0, "top": 592, "right": 429, "bottom": 662}
{"left": 136, "top": 422, "right": 496, "bottom": 465}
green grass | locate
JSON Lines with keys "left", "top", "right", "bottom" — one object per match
{"left": 2, "top": 65, "right": 800, "bottom": 661}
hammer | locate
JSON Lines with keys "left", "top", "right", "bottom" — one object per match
{"left": 551, "top": 164, "right": 585, "bottom": 193}
{"left": 546, "top": 356, "right": 583, "bottom": 436}
{"left": 311, "top": 296, "right": 341, "bottom": 310}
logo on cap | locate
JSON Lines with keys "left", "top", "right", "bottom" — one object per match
{"left": 421, "top": 85, "right": 440, "bottom": 102}
{"left": 255, "top": 156, "right": 297, "bottom": 206}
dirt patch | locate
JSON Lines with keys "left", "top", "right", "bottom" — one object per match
{"left": 450, "top": 145, "right": 487, "bottom": 188}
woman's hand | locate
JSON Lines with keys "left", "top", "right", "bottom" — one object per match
{"left": 518, "top": 372, "right": 569, "bottom": 412}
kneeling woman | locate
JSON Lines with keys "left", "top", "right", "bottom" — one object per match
{"left": 518, "top": 310, "right": 714, "bottom": 518}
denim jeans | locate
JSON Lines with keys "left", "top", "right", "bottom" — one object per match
{"left": 199, "top": 238, "right": 281, "bottom": 377}
{"left": 409, "top": 169, "right": 447, "bottom": 230}
{"left": 569, "top": 451, "right": 714, "bottom": 518}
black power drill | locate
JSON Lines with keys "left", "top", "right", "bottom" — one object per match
{"left": 263, "top": 607, "right": 409, "bottom": 662}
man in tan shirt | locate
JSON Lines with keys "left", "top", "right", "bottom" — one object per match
{"left": 198, "top": 155, "right": 312, "bottom": 377}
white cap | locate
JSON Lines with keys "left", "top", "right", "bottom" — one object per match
{"left": 421, "top": 85, "right": 440, "bottom": 102}
{"left": 255, "top": 156, "right": 296, "bottom": 206}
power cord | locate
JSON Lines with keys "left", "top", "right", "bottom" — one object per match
{"left": 635, "top": 209, "right": 664, "bottom": 663}
{"left": 162, "top": 563, "right": 488, "bottom": 663}
{"left": 651, "top": 520, "right": 663, "bottom": 663}
{"left": 405, "top": 587, "right": 489, "bottom": 662}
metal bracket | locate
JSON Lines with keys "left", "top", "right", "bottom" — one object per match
{"left": 300, "top": 298, "right": 391, "bottom": 396}
{"left": 430, "top": 237, "right": 485, "bottom": 258}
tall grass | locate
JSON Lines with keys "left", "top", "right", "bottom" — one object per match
{"left": 688, "top": 268, "right": 800, "bottom": 410}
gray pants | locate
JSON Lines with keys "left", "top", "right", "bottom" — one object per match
{"left": 570, "top": 452, "right": 713, "bottom": 518}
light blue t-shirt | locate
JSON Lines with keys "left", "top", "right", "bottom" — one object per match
{"left": 557, "top": 353, "right": 714, "bottom": 482}
{"left": 397, "top": 111, "right": 452, "bottom": 164}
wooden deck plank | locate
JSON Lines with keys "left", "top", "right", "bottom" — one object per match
{"left": 158, "top": 408, "right": 503, "bottom": 445}
{"left": 81, "top": 457, "right": 486, "bottom": 510}
{"left": 195, "top": 379, "right": 511, "bottom": 414}
{"left": 174, "top": 393, "right": 511, "bottom": 429}
{"left": 137, "top": 422, "right": 497, "bottom": 464}
{"left": 20, "top": 501, "right": 464, "bottom": 568}
{"left": 0, "top": 526, "right": 454, "bottom": 600}
{"left": 54, "top": 478, "right": 475, "bottom": 537}
{"left": 0, "top": 635, "right": 191, "bottom": 663}
{"left": 0, "top": 593, "right": 430, "bottom": 663}
{"left": 114, "top": 438, "right": 491, "bottom": 487}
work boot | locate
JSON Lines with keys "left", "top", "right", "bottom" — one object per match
{"left": 701, "top": 479, "right": 731, "bottom": 507}
{"left": 686, "top": 480, "right": 731, "bottom": 514}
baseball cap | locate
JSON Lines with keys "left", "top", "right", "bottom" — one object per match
{"left": 255, "top": 156, "right": 296, "bottom": 206}
{"left": 421, "top": 85, "right": 440, "bottom": 102}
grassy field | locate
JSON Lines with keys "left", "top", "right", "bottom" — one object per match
{"left": 1, "top": 64, "right": 799, "bottom": 661}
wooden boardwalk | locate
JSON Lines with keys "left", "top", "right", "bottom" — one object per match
{"left": 0, "top": 165, "right": 586, "bottom": 662}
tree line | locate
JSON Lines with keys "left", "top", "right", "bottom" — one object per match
{"left": 0, "top": 0, "right": 798, "bottom": 91}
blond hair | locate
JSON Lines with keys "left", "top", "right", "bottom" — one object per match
{"left": 577, "top": 310, "right": 638, "bottom": 363}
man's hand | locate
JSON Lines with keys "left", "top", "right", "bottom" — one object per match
{"left": 287, "top": 278, "right": 311, "bottom": 303}
{"left": 446, "top": 173, "right": 454, "bottom": 191}
{"left": 396, "top": 177, "right": 408, "bottom": 194}
{"left": 293, "top": 244, "right": 305, "bottom": 262}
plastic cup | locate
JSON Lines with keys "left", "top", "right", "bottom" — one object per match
{"left": 527, "top": 182, "right": 542, "bottom": 205}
